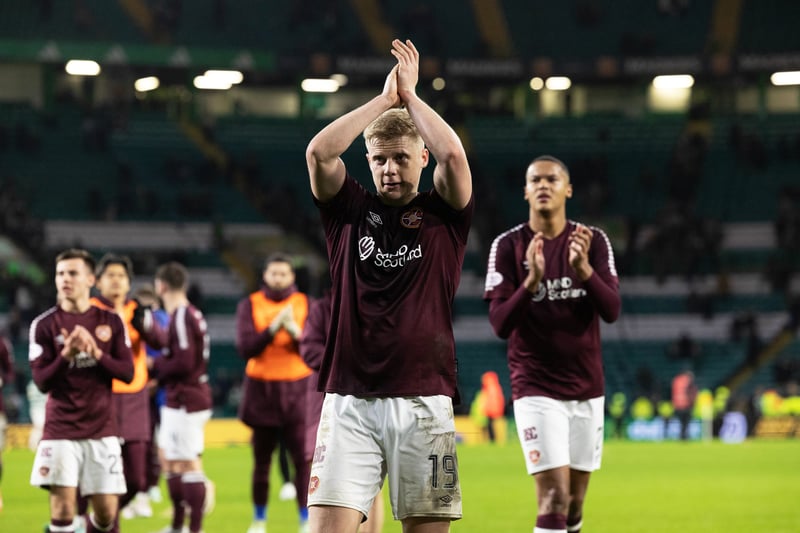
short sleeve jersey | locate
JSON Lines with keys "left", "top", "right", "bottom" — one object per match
{"left": 152, "top": 304, "right": 212, "bottom": 412}
{"left": 28, "top": 306, "right": 133, "bottom": 440}
{"left": 484, "top": 221, "right": 618, "bottom": 401}
{"left": 316, "top": 175, "right": 473, "bottom": 398}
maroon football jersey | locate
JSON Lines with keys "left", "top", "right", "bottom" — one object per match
{"left": 484, "top": 221, "right": 620, "bottom": 401}
{"left": 152, "top": 304, "right": 212, "bottom": 412}
{"left": 316, "top": 175, "right": 473, "bottom": 398}
{"left": 0, "top": 336, "right": 14, "bottom": 415}
{"left": 29, "top": 306, "right": 134, "bottom": 440}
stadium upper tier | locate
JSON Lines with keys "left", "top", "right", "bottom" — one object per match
{"left": 0, "top": 1, "right": 797, "bottom": 67}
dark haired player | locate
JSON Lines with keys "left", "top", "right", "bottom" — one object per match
{"left": 146, "top": 262, "right": 212, "bottom": 533}
{"left": 484, "top": 156, "right": 620, "bottom": 533}
{"left": 235, "top": 252, "right": 312, "bottom": 533}
{"left": 29, "top": 248, "right": 134, "bottom": 533}
{"left": 0, "top": 333, "right": 14, "bottom": 512}
{"left": 91, "top": 254, "right": 152, "bottom": 523}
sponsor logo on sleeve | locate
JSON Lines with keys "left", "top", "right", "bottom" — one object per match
{"left": 485, "top": 271, "right": 503, "bottom": 290}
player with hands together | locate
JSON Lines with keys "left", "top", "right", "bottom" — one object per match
{"left": 484, "top": 156, "right": 620, "bottom": 533}
{"left": 305, "top": 37, "right": 472, "bottom": 533}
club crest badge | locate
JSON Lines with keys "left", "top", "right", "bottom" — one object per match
{"left": 401, "top": 208, "right": 423, "bottom": 229}
{"left": 95, "top": 324, "right": 112, "bottom": 342}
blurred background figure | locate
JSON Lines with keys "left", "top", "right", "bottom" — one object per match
{"left": 470, "top": 371, "right": 505, "bottom": 443}
{"left": 0, "top": 334, "right": 15, "bottom": 512}
{"left": 671, "top": 369, "right": 698, "bottom": 440}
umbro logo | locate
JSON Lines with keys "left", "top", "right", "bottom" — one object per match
{"left": 439, "top": 495, "right": 453, "bottom": 504}
{"left": 367, "top": 211, "right": 383, "bottom": 227}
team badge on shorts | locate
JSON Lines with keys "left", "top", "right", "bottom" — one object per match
{"left": 39, "top": 466, "right": 50, "bottom": 476}
{"left": 308, "top": 476, "right": 320, "bottom": 494}
{"left": 95, "top": 324, "right": 112, "bottom": 342}
{"left": 529, "top": 449, "right": 541, "bottom": 465}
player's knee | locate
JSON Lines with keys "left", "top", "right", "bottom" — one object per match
{"left": 539, "top": 487, "right": 569, "bottom": 515}
{"left": 91, "top": 508, "right": 115, "bottom": 529}
{"left": 569, "top": 494, "right": 585, "bottom": 517}
{"left": 253, "top": 462, "right": 271, "bottom": 481}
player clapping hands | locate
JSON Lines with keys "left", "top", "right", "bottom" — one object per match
{"left": 269, "top": 305, "right": 301, "bottom": 340}
{"left": 60, "top": 325, "right": 102, "bottom": 360}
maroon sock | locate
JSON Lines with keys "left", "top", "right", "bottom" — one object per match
{"left": 77, "top": 492, "right": 90, "bottom": 515}
{"left": 86, "top": 513, "right": 114, "bottom": 532}
{"left": 48, "top": 518, "right": 75, "bottom": 532}
{"left": 167, "top": 473, "right": 186, "bottom": 529}
{"left": 567, "top": 516, "right": 583, "bottom": 533}
{"left": 536, "top": 512, "right": 567, "bottom": 531}
{"left": 182, "top": 471, "right": 207, "bottom": 533}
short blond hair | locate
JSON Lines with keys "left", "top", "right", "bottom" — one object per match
{"left": 364, "top": 108, "right": 422, "bottom": 146}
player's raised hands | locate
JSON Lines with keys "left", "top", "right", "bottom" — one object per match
{"left": 390, "top": 39, "right": 419, "bottom": 103}
{"left": 568, "top": 224, "right": 594, "bottom": 280}
{"left": 524, "top": 232, "right": 546, "bottom": 292}
{"left": 60, "top": 325, "right": 100, "bottom": 360}
{"left": 381, "top": 64, "right": 401, "bottom": 109}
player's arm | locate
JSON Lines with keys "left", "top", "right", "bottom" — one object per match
{"left": 488, "top": 288, "right": 535, "bottom": 339}
{"left": 486, "top": 234, "right": 542, "bottom": 338}
{"left": 306, "top": 55, "right": 400, "bottom": 203}
{"left": 132, "top": 302, "right": 169, "bottom": 349}
{"left": 94, "top": 316, "right": 135, "bottom": 383}
{"left": 299, "top": 297, "right": 328, "bottom": 371}
{"left": 234, "top": 298, "right": 275, "bottom": 360}
{"left": 394, "top": 39, "right": 472, "bottom": 209}
{"left": 0, "top": 336, "right": 14, "bottom": 388}
{"left": 152, "top": 309, "right": 197, "bottom": 380}
{"left": 580, "top": 229, "right": 621, "bottom": 323}
{"left": 28, "top": 323, "right": 70, "bottom": 393}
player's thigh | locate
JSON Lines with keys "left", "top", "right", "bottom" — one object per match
{"left": 385, "top": 395, "right": 461, "bottom": 521}
{"left": 568, "top": 397, "right": 604, "bottom": 472}
{"left": 159, "top": 407, "right": 210, "bottom": 461}
{"left": 78, "top": 437, "right": 126, "bottom": 496}
{"left": 308, "top": 394, "right": 384, "bottom": 517}
{"left": 513, "top": 396, "right": 571, "bottom": 474}
{"left": 309, "top": 504, "right": 363, "bottom": 533}
{"left": 185, "top": 409, "right": 211, "bottom": 456}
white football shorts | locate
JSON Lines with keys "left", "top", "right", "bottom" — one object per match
{"left": 158, "top": 406, "right": 211, "bottom": 461}
{"left": 513, "top": 395, "right": 605, "bottom": 474}
{"left": 308, "top": 393, "right": 462, "bottom": 521}
{"left": 29, "top": 436, "right": 126, "bottom": 495}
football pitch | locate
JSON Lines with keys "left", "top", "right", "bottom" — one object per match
{"left": 2, "top": 438, "right": 799, "bottom": 532}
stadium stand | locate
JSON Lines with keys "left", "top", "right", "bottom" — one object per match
{"left": 1, "top": 0, "right": 799, "bottom": 425}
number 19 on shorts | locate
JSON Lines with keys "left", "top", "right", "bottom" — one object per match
{"left": 428, "top": 454, "right": 457, "bottom": 489}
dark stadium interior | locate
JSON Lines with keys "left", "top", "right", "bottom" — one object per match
{"left": 1, "top": 0, "right": 799, "bottom": 431}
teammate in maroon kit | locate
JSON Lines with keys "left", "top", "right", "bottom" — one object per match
{"left": 143, "top": 261, "right": 213, "bottom": 533}
{"left": 483, "top": 156, "right": 620, "bottom": 533}
{"left": 299, "top": 291, "right": 385, "bottom": 533}
{"left": 0, "top": 333, "right": 15, "bottom": 512}
{"left": 91, "top": 254, "right": 153, "bottom": 524}
{"left": 305, "top": 38, "right": 472, "bottom": 533}
{"left": 29, "top": 248, "right": 134, "bottom": 533}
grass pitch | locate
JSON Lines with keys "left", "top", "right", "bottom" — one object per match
{"left": 1, "top": 438, "right": 799, "bottom": 532}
